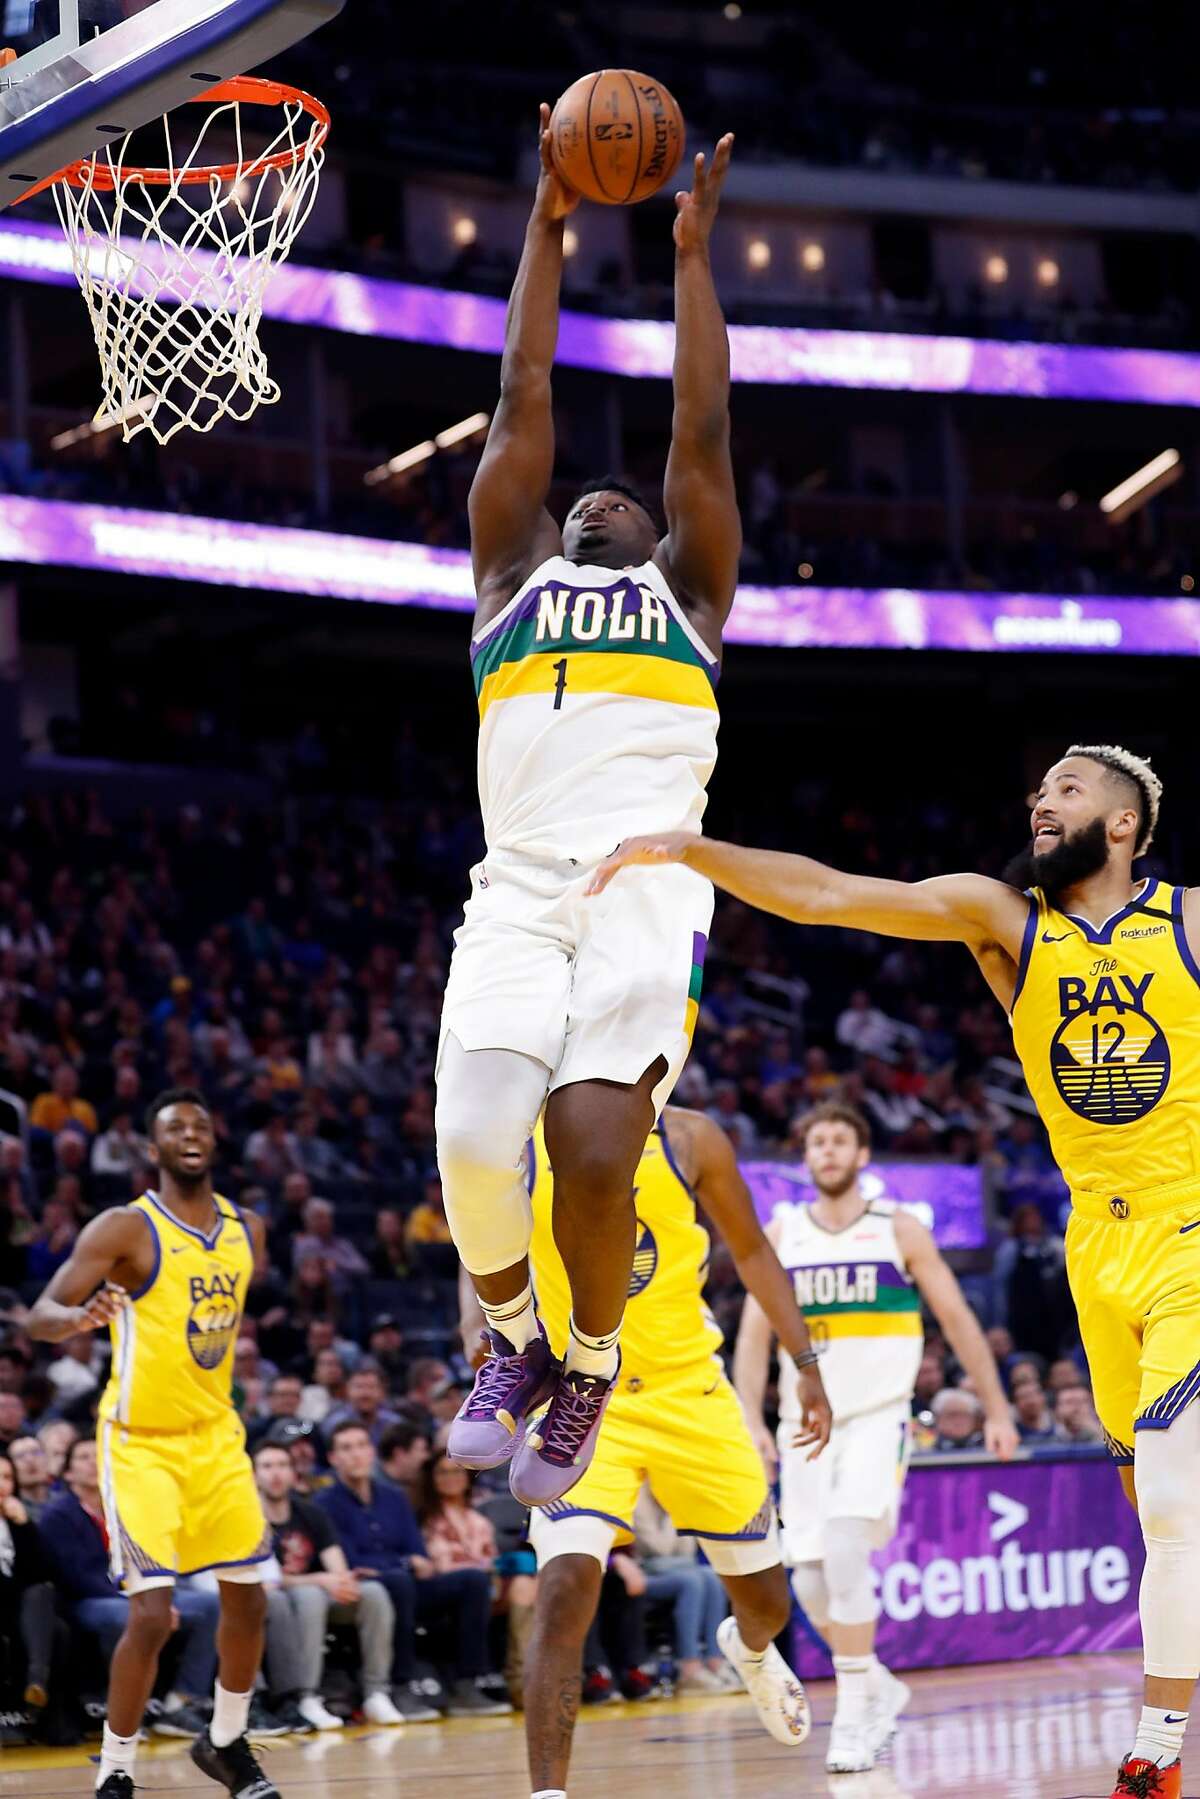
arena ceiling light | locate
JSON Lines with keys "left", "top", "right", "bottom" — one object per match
{"left": 1099, "top": 447, "right": 1182, "bottom": 523}
{"left": 364, "top": 412, "right": 490, "bottom": 488}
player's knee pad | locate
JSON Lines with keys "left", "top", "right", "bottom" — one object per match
{"left": 1136, "top": 1407, "right": 1200, "bottom": 1680}
{"left": 824, "top": 1517, "right": 880, "bottom": 1627}
{"left": 435, "top": 1033, "right": 547, "bottom": 1276}
{"left": 790, "top": 1561, "right": 831, "bottom": 1634}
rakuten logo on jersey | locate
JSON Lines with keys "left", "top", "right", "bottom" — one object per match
{"left": 874, "top": 1492, "right": 1131, "bottom": 1623}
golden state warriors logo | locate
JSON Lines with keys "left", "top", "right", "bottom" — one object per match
{"left": 1051, "top": 969, "right": 1170, "bottom": 1125}
{"left": 186, "top": 1270, "right": 241, "bottom": 1371}
{"left": 629, "top": 1214, "right": 658, "bottom": 1298}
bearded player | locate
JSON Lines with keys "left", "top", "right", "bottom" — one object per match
{"left": 439, "top": 108, "right": 741, "bottom": 1508}
{"left": 736, "top": 1100, "right": 1017, "bottom": 1773}
{"left": 28, "top": 1090, "right": 277, "bottom": 1799}
{"left": 589, "top": 743, "right": 1200, "bottom": 1799}
{"left": 461, "top": 1105, "right": 832, "bottom": 1799}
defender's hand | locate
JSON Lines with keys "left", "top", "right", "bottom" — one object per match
{"left": 534, "top": 102, "right": 580, "bottom": 223}
{"left": 673, "top": 134, "right": 734, "bottom": 254}
{"left": 792, "top": 1367, "right": 833, "bottom": 1462}
{"left": 585, "top": 833, "right": 695, "bottom": 895}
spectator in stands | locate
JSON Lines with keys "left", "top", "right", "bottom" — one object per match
{"left": 583, "top": 1551, "right": 652, "bottom": 1704}
{"left": 835, "top": 989, "right": 893, "bottom": 1058}
{"left": 38, "top": 1438, "right": 220, "bottom": 1737}
{"left": 361, "top": 1028, "right": 408, "bottom": 1105}
{"left": 245, "top": 1110, "right": 300, "bottom": 1184}
{"left": 1053, "top": 1384, "right": 1104, "bottom": 1445}
{"left": 913, "top": 1346, "right": 946, "bottom": 1411}
{"left": 317, "top": 1422, "right": 508, "bottom": 1718}
{"left": 8, "top": 1435, "right": 54, "bottom": 1523}
{"left": 302, "top": 1348, "right": 350, "bottom": 1425}
{"left": 633, "top": 1487, "right": 730, "bottom": 1694}
{"left": 293, "top": 1198, "right": 369, "bottom": 1289}
{"left": 24, "top": 1201, "right": 78, "bottom": 1286}
{"left": 0, "top": 1390, "right": 28, "bottom": 1450}
{"left": 253, "top": 1441, "right": 405, "bottom": 1728}
{"left": 366, "top": 1315, "right": 407, "bottom": 1388}
{"left": 246, "top": 1373, "right": 306, "bottom": 1451}
{"left": 91, "top": 1109, "right": 150, "bottom": 1180}
{"left": 404, "top": 1176, "right": 453, "bottom": 1260}
{"left": 378, "top": 1421, "right": 433, "bottom": 1508}
{"left": 406, "top": 1359, "right": 452, "bottom": 1417}
{"left": 930, "top": 1388, "right": 985, "bottom": 1452}
{"left": 292, "top": 1109, "right": 347, "bottom": 1186}
{"left": 1012, "top": 1376, "right": 1057, "bottom": 1443}
{"left": 45, "top": 1332, "right": 103, "bottom": 1405}
{"left": 992, "top": 1205, "right": 1074, "bottom": 1364}
{"left": 307, "top": 1011, "right": 360, "bottom": 1093}
{"left": 321, "top": 1363, "right": 404, "bottom": 1447}
{"left": 36, "top": 1419, "right": 76, "bottom": 1481}
{"left": 0, "top": 1342, "right": 30, "bottom": 1395}
{"left": 265, "top": 1419, "right": 327, "bottom": 1498}
{"left": 419, "top": 1450, "right": 536, "bottom": 1702}
{"left": 30, "top": 1066, "right": 97, "bottom": 1137}
{"left": 0, "top": 1448, "right": 56, "bottom": 1731}
{"left": 1047, "top": 1356, "right": 1087, "bottom": 1393}
{"left": 289, "top": 1255, "right": 339, "bottom": 1341}
{"left": 368, "top": 1208, "right": 409, "bottom": 1281}
{"left": 705, "top": 1081, "right": 759, "bottom": 1153}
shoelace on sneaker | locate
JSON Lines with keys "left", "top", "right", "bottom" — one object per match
{"left": 219, "top": 1735, "right": 275, "bottom": 1798}
{"left": 1116, "top": 1763, "right": 1169, "bottom": 1798}
{"left": 461, "top": 1351, "right": 527, "bottom": 1418}
{"left": 537, "top": 1373, "right": 607, "bottom": 1466}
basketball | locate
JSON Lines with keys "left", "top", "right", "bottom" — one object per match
{"left": 549, "top": 69, "right": 685, "bottom": 206}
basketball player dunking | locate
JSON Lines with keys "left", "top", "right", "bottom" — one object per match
{"left": 439, "top": 108, "right": 741, "bottom": 1507}
{"left": 28, "top": 1090, "right": 278, "bottom": 1799}
{"left": 590, "top": 743, "right": 1199, "bottom": 1799}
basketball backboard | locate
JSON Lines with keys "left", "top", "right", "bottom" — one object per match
{"left": 0, "top": 0, "right": 345, "bottom": 206}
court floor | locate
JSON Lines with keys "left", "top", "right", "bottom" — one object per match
{"left": 0, "top": 1653, "right": 1187, "bottom": 1797}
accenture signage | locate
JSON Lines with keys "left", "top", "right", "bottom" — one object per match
{"left": 792, "top": 1456, "right": 1145, "bottom": 1674}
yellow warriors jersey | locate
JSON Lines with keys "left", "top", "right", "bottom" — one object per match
{"left": 1011, "top": 878, "right": 1200, "bottom": 1205}
{"left": 98, "top": 1192, "right": 252, "bottom": 1432}
{"left": 527, "top": 1116, "right": 724, "bottom": 1383}
{"left": 470, "top": 556, "right": 720, "bottom": 864}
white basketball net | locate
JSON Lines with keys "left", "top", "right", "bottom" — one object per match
{"left": 51, "top": 86, "right": 326, "bottom": 445}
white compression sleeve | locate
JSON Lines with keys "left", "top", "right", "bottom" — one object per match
{"left": 824, "top": 1516, "right": 880, "bottom": 1627}
{"left": 435, "top": 1032, "right": 551, "bottom": 1277}
{"left": 1136, "top": 1399, "right": 1200, "bottom": 1681}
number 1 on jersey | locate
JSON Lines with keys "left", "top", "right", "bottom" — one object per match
{"left": 552, "top": 658, "right": 568, "bottom": 710}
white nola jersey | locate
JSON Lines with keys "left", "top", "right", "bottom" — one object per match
{"left": 775, "top": 1199, "right": 925, "bottom": 1424}
{"left": 470, "top": 557, "right": 720, "bottom": 865}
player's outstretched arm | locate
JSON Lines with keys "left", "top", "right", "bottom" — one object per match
{"left": 468, "top": 105, "right": 578, "bottom": 612}
{"left": 895, "top": 1213, "right": 1019, "bottom": 1462}
{"left": 671, "top": 1108, "right": 831, "bottom": 1458}
{"left": 658, "top": 135, "right": 741, "bottom": 641}
{"left": 25, "top": 1208, "right": 148, "bottom": 1343}
{"left": 587, "top": 833, "right": 1028, "bottom": 956}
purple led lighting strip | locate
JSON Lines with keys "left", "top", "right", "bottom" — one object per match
{"left": 3, "top": 215, "right": 1200, "bottom": 403}
{"left": 3, "top": 493, "right": 1198, "bottom": 655}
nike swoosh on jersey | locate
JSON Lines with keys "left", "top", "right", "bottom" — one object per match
{"left": 1042, "top": 931, "right": 1072, "bottom": 943}
{"left": 170, "top": 1245, "right": 187, "bottom": 1254}
{"left": 1179, "top": 1221, "right": 1200, "bottom": 1235}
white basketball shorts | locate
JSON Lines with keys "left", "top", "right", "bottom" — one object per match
{"left": 778, "top": 1399, "right": 913, "bottom": 1566}
{"left": 438, "top": 847, "right": 713, "bottom": 1117}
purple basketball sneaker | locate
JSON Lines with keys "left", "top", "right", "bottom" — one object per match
{"left": 447, "top": 1325, "right": 558, "bottom": 1471}
{"left": 508, "top": 1353, "right": 621, "bottom": 1507}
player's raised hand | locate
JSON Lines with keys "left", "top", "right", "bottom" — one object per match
{"left": 78, "top": 1281, "right": 128, "bottom": 1331}
{"left": 585, "top": 832, "right": 696, "bottom": 895}
{"left": 792, "top": 1366, "right": 833, "bottom": 1462}
{"left": 673, "top": 133, "right": 734, "bottom": 254}
{"left": 534, "top": 102, "right": 580, "bottom": 222}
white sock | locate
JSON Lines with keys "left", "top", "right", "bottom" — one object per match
{"left": 833, "top": 1654, "right": 873, "bottom": 1724}
{"left": 97, "top": 1724, "right": 139, "bottom": 1788}
{"left": 1131, "top": 1704, "right": 1188, "bottom": 1767}
{"left": 481, "top": 1284, "right": 539, "bottom": 1354}
{"left": 532, "top": 1790, "right": 567, "bottom": 1798}
{"left": 210, "top": 1681, "right": 253, "bottom": 1748}
{"left": 565, "top": 1315, "right": 620, "bottom": 1381}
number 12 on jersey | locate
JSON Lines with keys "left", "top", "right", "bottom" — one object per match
{"left": 552, "top": 658, "right": 568, "bottom": 710}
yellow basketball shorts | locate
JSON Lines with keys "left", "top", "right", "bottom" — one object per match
{"left": 529, "top": 1362, "right": 777, "bottom": 1576}
{"left": 98, "top": 1409, "right": 270, "bottom": 1591}
{"left": 1066, "top": 1188, "right": 1200, "bottom": 1462}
